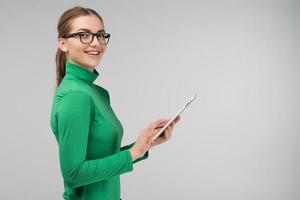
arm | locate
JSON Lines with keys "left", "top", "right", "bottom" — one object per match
{"left": 57, "top": 91, "right": 133, "bottom": 189}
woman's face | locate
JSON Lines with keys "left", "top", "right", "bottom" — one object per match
{"left": 59, "top": 15, "right": 107, "bottom": 71}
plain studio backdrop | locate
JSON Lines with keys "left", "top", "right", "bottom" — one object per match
{"left": 0, "top": 0, "right": 299, "bottom": 199}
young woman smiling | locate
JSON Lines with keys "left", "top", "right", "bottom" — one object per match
{"left": 50, "top": 6, "right": 180, "bottom": 200}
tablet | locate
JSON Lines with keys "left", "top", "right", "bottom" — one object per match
{"left": 152, "top": 94, "right": 197, "bottom": 141}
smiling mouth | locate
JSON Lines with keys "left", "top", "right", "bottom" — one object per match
{"left": 84, "top": 51, "right": 100, "bottom": 55}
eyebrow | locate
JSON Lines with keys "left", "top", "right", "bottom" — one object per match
{"left": 76, "top": 28, "right": 105, "bottom": 33}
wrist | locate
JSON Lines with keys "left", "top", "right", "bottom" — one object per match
{"left": 129, "top": 148, "right": 140, "bottom": 162}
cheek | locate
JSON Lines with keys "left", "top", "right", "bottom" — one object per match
{"left": 102, "top": 46, "right": 107, "bottom": 53}
{"left": 65, "top": 41, "right": 106, "bottom": 68}
{"left": 68, "top": 43, "right": 85, "bottom": 58}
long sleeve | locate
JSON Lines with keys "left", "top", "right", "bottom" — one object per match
{"left": 121, "top": 143, "right": 149, "bottom": 164}
{"left": 57, "top": 91, "right": 133, "bottom": 189}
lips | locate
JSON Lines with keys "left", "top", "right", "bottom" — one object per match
{"left": 84, "top": 50, "right": 100, "bottom": 55}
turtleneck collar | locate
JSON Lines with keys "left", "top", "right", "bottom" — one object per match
{"left": 65, "top": 60, "right": 99, "bottom": 84}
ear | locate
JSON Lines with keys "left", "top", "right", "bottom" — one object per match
{"left": 58, "top": 38, "right": 68, "bottom": 52}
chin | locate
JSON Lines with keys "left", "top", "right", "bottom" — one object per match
{"left": 81, "top": 59, "right": 100, "bottom": 70}
{"left": 88, "top": 61, "right": 99, "bottom": 68}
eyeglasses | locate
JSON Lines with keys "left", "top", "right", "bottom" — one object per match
{"left": 62, "top": 32, "right": 111, "bottom": 45}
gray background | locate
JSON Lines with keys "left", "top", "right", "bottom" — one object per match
{"left": 0, "top": 0, "right": 299, "bottom": 199}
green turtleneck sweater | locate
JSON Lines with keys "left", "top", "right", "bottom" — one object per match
{"left": 50, "top": 61, "right": 148, "bottom": 200}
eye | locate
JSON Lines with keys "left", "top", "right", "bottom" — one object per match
{"left": 79, "top": 32, "right": 90, "bottom": 39}
{"left": 96, "top": 32, "right": 105, "bottom": 38}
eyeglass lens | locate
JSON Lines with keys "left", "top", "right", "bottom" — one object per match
{"left": 80, "top": 32, "right": 109, "bottom": 44}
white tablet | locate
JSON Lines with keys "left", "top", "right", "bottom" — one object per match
{"left": 152, "top": 94, "right": 197, "bottom": 141}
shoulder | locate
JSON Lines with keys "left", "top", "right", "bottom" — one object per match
{"left": 54, "top": 91, "right": 93, "bottom": 121}
{"left": 54, "top": 79, "right": 93, "bottom": 104}
{"left": 59, "top": 91, "right": 93, "bottom": 109}
{"left": 54, "top": 79, "right": 94, "bottom": 112}
{"left": 51, "top": 82, "right": 94, "bottom": 124}
{"left": 61, "top": 90, "right": 92, "bottom": 101}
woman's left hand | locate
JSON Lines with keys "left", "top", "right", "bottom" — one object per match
{"left": 150, "top": 115, "right": 181, "bottom": 149}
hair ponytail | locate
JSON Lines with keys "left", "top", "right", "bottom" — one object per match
{"left": 55, "top": 48, "right": 66, "bottom": 88}
{"left": 55, "top": 6, "right": 104, "bottom": 89}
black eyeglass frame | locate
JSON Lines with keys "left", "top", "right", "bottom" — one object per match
{"left": 62, "top": 32, "right": 111, "bottom": 45}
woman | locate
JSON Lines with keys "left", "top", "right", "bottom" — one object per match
{"left": 50, "top": 6, "right": 180, "bottom": 200}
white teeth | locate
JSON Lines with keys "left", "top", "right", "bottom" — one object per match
{"left": 86, "top": 51, "right": 100, "bottom": 55}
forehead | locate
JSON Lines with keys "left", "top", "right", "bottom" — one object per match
{"left": 70, "top": 15, "right": 104, "bottom": 32}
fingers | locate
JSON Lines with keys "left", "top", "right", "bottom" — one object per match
{"left": 174, "top": 115, "right": 181, "bottom": 123}
{"left": 165, "top": 126, "right": 173, "bottom": 138}
{"left": 149, "top": 119, "right": 168, "bottom": 129}
{"left": 150, "top": 116, "right": 180, "bottom": 128}
{"left": 152, "top": 116, "right": 180, "bottom": 134}
{"left": 148, "top": 116, "right": 180, "bottom": 140}
{"left": 150, "top": 119, "right": 165, "bottom": 127}
{"left": 149, "top": 116, "right": 181, "bottom": 148}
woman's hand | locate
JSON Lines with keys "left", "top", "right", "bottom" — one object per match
{"left": 150, "top": 116, "right": 181, "bottom": 149}
{"left": 129, "top": 119, "right": 169, "bottom": 161}
{"left": 129, "top": 116, "right": 181, "bottom": 161}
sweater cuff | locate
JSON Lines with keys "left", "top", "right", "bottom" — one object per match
{"left": 121, "top": 142, "right": 149, "bottom": 164}
{"left": 124, "top": 149, "right": 134, "bottom": 171}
